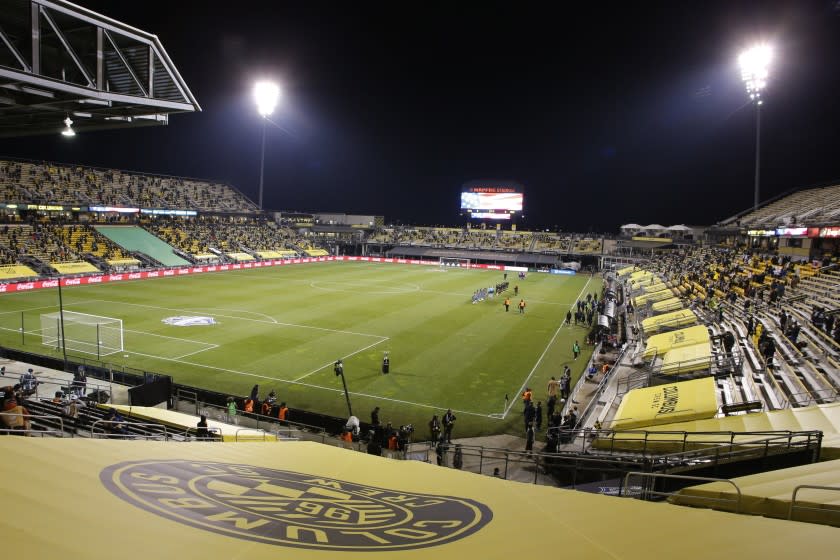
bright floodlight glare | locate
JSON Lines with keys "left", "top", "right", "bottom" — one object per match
{"left": 253, "top": 81, "right": 281, "bottom": 117}
{"left": 61, "top": 116, "right": 75, "bottom": 137}
{"left": 739, "top": 44, "right": 772, "bottom": 100}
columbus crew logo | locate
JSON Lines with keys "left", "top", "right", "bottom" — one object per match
{"left": 101, "top": 460, "right": 492, "bottom": 551}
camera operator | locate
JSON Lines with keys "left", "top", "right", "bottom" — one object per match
{"left": 19, "top": 368, "right": 39, "bottom": 398}
{"left": 397, "top": 424, "right": 414, "bottom": 453}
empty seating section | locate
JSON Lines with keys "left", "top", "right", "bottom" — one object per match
{"left": 719, "top": 183, "right": 840, "bottom": 228}
{"left": 573, "top": 238, "right": 603, "bottom": 254}
{"left": 0, "top": 223, "right": 136, "bottom": 272}
{"left": 533, "top": 233, "right": 572, "bottom": 253}
{"left": 0, "top": 159, "right": 257, "bottom": 212}
{"left": 141, "top": 216, "right": 302, "bottom": 260}
{"left": 366, "top": 227, "right": 601, "bottom": 255}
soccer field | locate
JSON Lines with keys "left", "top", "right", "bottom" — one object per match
{"left": 0, "top": 262, "right": 601, "bottom": 437}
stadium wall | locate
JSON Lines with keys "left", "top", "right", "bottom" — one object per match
{"left": 0, "top": 256, "right": 576, "bottom": 293}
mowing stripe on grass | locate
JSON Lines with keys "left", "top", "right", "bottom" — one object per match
{"left": 88, "top": 299, "right": 387, "bottom": 339}
{"left": 503, "top": 275, "right": 594, "bottom": 419}
{"left": 293, "top": 336, "right": 390, "bottom": 382}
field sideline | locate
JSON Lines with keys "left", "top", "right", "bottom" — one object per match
{"left": 0, "top": 261, "right": 601, "bottom": 437}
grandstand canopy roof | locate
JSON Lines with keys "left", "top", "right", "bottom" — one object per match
{"left": 619, "top": 223, "right": 642, "bottom": 229}
{"left": 0, "top": 0, "right": 200, "bottom": 137}
{"left": 2, "top": 438, "right": 838, "bottom": 559}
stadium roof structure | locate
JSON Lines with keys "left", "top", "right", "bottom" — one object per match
{"left": 0, "top": 0, "right": 200, "bottom": 137}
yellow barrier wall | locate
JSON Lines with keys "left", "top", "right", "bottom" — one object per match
{"left": 641, "top": 309, "right": 697, "bottom": 334}
{"left": 660, "top": 342, "right": 712, "bottom": 375}
{"left": 651, "top": 297, "right": 684, "bottom": 313}
{"left": 1, "top": 438, "right": 837, "bottom": 559}
{"left": 0, "top": 264, "right": 38, "bottom": 279}
{"left": 51, "top": 261, "right": 99, "bottom": 274}
{"left": 643, "top": 325, "right": 709, "bottom": 360}
{"left": 612, "top": 377, "right": 718, "bottom": 430}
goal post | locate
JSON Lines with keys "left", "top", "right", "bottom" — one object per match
{"left": 439, "top": 257, "right": 471, "bottom": 269}
{"left": 40, "top": 311, "right": 124, "bottom": 358}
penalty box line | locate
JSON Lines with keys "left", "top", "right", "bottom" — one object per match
{"left": 503, "top": 275, "right": 593, "bottom": 419}
{"left": 122, "top": 348, "right": 494, "bottom": 419}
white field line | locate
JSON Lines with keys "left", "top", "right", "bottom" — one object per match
{"left": 119, "top": 348, "right": 492, "bottom": 418}
{"left": 0, "top": 300, "right": 98, "bottom": 315}
{"left": 191, "top": 307, "right": 278, "bottom": 324}
{"left": 503, "top": 275, "right": 593, "bottom": 419}
{"left": 292, "top": 336, "right": 389, "bottom": 382}
{"left": 88, "top": 299, "right": 386, "bottom": 339}
{"left": 122, "top": 327, "right": 218, "bottom": 347}
{"left": 172, "top": 344, "right": 220, "bottom": 360}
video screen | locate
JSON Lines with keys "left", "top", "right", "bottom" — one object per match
{"left": 460, "top": 191, "right": 524, "bottom": 212}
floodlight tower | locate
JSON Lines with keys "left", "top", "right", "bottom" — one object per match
{"left": 739, "top": 44, "right": 772, "bottom": 211}
{"left": 253, "top": 81, "right": 281, "bottom": 211}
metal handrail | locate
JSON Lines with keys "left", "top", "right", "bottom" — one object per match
{"left": 0, "top": 411, "right": 65, "bottom": 434}
{"left": 182, "top": 426, "right": 222, "bottom": 440}
{"left": 623, "top": 472, "right": 743, "bottom": 513}
{"left": 90, "top": 419, "right": 170, "bottom": 440}
{"left": 234, "top": 428, "right": 272, "bottom": 441}
{"left": 788, "top": 485, "right": 840, "bottom": 521}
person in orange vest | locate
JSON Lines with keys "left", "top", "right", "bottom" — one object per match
{"left": 518, "top": 299, "right": 526, "bottom": 314}
{"left": 340, "top": 429, "right": 353, "bottom": 446}
{"left": 522, "top": 387, "right": 533, "bottom": 407}
{"left": 278, "top": 402, "right": 289, "bottom": 422}
{"left": 504, "top": 297, "right": 511, "bottom": 312}
{"left": 388, "top": 432, "right": 399, "bottom": 452}
{"left": 260, "top": 400, "right": 272, "bottom": 416}
{"left": 243, "top": 398, "right": 254, "bottom": 414}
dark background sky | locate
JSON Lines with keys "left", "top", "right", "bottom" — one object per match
{"left": 2, "top": 0, "right": 840, "bottom": 232}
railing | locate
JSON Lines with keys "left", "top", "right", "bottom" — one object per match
{"left": 622, "top": 472, "right": 743, "bottom": 512}
{"left": 580, "top": 428, "right": 821, "bottom": 459}
{"left": 788, "top": 485, "right": 840, "bottom": 522}
{"left": 90, "top": 419, "right": 171, "bottom": 440}
{"left": 784, "top": 388, "right": 840, "bottom": 408}
{"left": 180, "top": 396, "right": 332, "bottom": 442}
{"left": 0, "top": 411, "right": 65, "bottom": 436}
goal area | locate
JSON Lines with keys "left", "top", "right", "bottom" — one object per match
{"left": 439, "top": 257, "right": 471, "bottom": 269}
{"left": 40, "top": 311, "right": 124, "bottom": 358}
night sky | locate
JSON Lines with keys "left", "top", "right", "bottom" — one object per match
{"left": 2, "top": 0, "right": 840, "bottom": 232}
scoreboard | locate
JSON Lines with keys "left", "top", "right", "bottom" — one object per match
{"left": 460, "top": 182, "right": 523, "bottom": 220}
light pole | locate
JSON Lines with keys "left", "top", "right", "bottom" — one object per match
{"left": 253, "top": 81, "right": 281, "bottom": 211}
{"left": 739, "top": 44, "right": 772, "bottom": 211}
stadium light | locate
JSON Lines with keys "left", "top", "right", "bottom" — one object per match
{"left": 253, "top": 81, "right": 282, "bottom": 211}
{"left": 739, "top": 44, "right": 772, "bottom": 210}
{"left": 61, "top": 116, "right": 75, "bottom": 137}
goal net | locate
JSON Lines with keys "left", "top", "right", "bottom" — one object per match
{"left": 40, "top": 311, "right": 124, "bottom": 357}
{"left": 439, "top": 257, "right": 471, "bottom": 269}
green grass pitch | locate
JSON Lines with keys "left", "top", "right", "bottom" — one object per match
{"left": 0, "top": 262, "right": 601, "bottom": 438}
